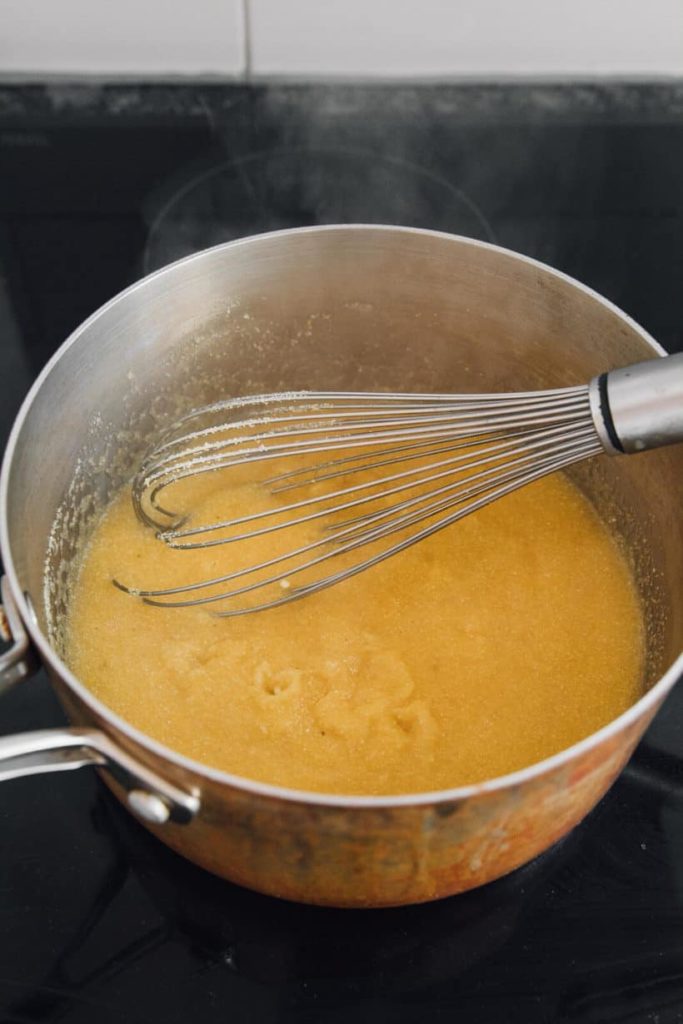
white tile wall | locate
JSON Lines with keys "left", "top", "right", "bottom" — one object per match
{"left": 0, "top": 0, "right": 245, "bottom": 75}
{"left": 248, "top": 0, "right": 683, "bottom": 77}
{"left": 0, "top": 0, "right": 681, "bottom": 78}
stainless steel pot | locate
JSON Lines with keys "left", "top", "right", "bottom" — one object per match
{"left": 1, "top": 226, "right": 682, "bottom": 908}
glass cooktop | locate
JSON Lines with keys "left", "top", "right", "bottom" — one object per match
{"left": 0, "top": 81, "right": 682, "bottom": 1024}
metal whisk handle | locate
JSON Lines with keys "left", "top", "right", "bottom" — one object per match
{"left": 590, "top": 353, "right": 683, "bottom": 455}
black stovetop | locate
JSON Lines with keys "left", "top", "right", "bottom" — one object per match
{"left": 1, "top": 82, "right": 683, "bottom": 1024}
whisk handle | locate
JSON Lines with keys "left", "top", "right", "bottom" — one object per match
{"left": 590, "top": 353, "right": 683, "bottom": 455}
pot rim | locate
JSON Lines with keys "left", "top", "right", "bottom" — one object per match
{"left": 2, "top": 223, "right": 681, "bottom": 809}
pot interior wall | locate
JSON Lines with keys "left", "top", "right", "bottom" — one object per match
{"left": 4, "top": 228, "right": 682, "bottom": 687}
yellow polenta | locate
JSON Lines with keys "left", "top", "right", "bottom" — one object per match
{"left": 67, "top": 461, "right": 644, "bottom": 796}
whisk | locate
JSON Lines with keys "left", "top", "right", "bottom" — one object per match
{"left": 115, "top": 354, "right": 683, "bottom": 616}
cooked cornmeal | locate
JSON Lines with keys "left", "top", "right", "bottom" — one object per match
{"left": 67, "top": 464, "right": 644, "bottom": 795}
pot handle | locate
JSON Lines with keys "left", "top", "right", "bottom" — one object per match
{"left": 0, "top": 577, "right": 199, "bottom": 825}
{"left": 0, "top": 576, "right": 38, "bottom": 692}
{"left": 0, "top": 727, "right": 199, "bottom": 824}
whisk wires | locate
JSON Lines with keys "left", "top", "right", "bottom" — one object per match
{"left": 113, "top": 386, "right": 603, "bottom": 615}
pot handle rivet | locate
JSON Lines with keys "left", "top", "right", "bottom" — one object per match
{"left": 127, "top": 789, "right": 172, "bottom": 824}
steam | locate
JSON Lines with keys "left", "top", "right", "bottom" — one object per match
{"left": 143, "top": 85, "right": 496, "bottom": 272}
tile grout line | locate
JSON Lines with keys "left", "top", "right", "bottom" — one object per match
{"left": 241, "top": 0, "right": 253, "bottom": 80}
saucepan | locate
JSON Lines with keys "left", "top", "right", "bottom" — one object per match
{"left": 1, "top": 226, "right": 681, "bottom": 908}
